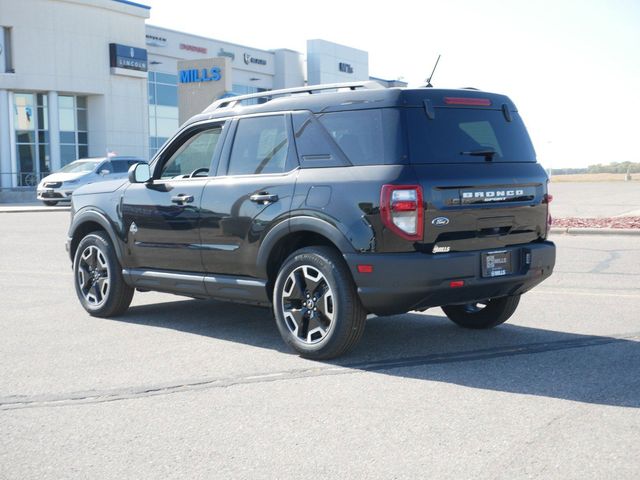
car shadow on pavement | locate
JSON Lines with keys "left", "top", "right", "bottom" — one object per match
{"left": 121, "top": 298, "right": 640, "bottom": 409}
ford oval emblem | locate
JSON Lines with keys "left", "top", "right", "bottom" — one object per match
{"left": 432, "top": 217, "right": 450, "bottom": 226}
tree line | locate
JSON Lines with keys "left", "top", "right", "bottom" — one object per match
{"left": 550, "top": 162, "right": 640, "bottom": 175}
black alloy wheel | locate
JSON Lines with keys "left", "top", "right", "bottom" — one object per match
{"left": 273, "top": 246, "right": 366, "bottom": 359}
{"left": 73, "top": 231, "right": 134, "bottom": 317}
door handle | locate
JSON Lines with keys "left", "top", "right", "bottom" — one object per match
{"left": 250, "top": 193, "right": 279, "bottom": 204}
{"left": 171, "top": 194, "right": 194, "bottom": 204}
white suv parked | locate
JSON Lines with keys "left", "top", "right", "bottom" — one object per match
{"left": 37, "top": 157, "right": 144, "bottom": 206}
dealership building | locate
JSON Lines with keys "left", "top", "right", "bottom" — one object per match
{"left": 0, "top": 0, "right": 404, "bottom": 192}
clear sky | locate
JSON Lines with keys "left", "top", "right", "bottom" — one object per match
{"left": 142, "top": 0, "right": 640, "bottom": 169}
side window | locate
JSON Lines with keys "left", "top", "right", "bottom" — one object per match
{"left": 227, "top": 115, "right": 289, "bottom": 176}
{"left": 316, "top": 109, "right": 403, "bottom": 166}
{"left": 160, "top": 127, "right": 222, "bottom": 179}
{"left": 292, "top": 111, "right": 349, "bottom": 168}
{"left": 111, "top": 161, "right": 132, "bottom": 173}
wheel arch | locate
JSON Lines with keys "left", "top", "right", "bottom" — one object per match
{"left": 258, "top": 216, "right": 356, "bottom": 298}
{"left": 69, "top": 210, "right": 124, "bottom": 262}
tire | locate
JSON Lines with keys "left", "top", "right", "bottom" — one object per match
{"left": 73, "top": 231, "right": 134, "bottom": 317}
{"left": 43, "top": 200, "right": 58, "bottom": 206}
{"left": 442, "top": 295, "right": 520, "bottom": 329}
{"left": 272, "top": 246, "right": 366, "bottom": 360}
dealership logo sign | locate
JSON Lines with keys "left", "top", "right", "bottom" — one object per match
{"left": 109, "top": 43, "right": 147, "bottom": 72}
{"left": 218, "top": 48, "right": 235, "bottom": 61}
{"left": 339, "top": 62, "right": 354, "bottom": 74}
{"left": 180, "top": 43, "right": 207, "bottom": 54}
{"left": 146, "top": 34, "right": 167, "bottom": 47}
{"left": 243, "top": 53, "right": 267, "bottom": 66}
{"left": 179, "top": 67, "right": 222, "bottom": 83}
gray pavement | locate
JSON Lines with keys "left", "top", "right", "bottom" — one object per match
{"left": 549, "top": 181, "right": 640, "bottom": 218}
{"left": 1, "top": 212, "right": 639, "bottom": 479}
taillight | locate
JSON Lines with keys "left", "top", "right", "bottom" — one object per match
{"left": 380, "top": 185, "right": 424, "bottom": 241}
{"left": 544, "top": 193, "right": 553, "bottom": 227}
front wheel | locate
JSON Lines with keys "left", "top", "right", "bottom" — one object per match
{"left": 43, "top": 200, "right": 58, "bottom": 206}
{"left": 73, "top": 231, "right": 134, "bottom": 317}
{"left": 442, "top": 295, "right": 520, "bottom": 329}
{"left": 272, "top": 246, "right": 366, "bottom": 360}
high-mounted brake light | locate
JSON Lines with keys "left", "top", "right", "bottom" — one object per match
{"left": 444, "top": 97, "right": 492, "bottom": 106}
{"left": 380, "top": 185, "right": 424, "bottom": 241}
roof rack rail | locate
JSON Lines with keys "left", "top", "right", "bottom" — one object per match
{"left": 204, "top": 81, "right": 384, "bottom": 113}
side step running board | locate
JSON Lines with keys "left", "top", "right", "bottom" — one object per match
{"left": 123, "top": 269, "right": 270, "bottom": 305}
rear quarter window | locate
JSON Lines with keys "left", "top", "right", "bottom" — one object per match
{"left": 314, "top": 109, "right": 405, "bottom": 166}
{"left": 406, "top": 108, "right": 536, "bottom": 163}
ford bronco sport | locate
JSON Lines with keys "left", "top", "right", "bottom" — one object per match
{"left": 67, "top": 81, "right": 556, "bottom": 359}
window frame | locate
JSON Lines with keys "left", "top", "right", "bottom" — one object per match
{"left": 151, "top": 119, "right": 229, "bottom": 181}
{"left": 216, "top": 112, "right": 299, "bottom": 178}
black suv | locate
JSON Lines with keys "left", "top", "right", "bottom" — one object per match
{"left": 67, "top": 81, "right": 555, "bottom": 359}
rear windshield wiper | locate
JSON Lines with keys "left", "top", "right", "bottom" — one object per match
{"left": 460, "top": 149, "right": 497, "bottom": 161}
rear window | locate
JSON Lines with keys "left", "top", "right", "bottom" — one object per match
{"left": 406, "top": 108, "right": 536, "bottom": 163}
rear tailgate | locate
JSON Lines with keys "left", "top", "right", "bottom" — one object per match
{"left": 412, "top": 162, "right": 549, "bottom": 252}
{"left": 404, "top": 91, "right": 549, "bottom": 252}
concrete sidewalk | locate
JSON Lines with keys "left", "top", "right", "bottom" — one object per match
{"left": 0, "top": 202, "right": 70, "bottom": 213}
{"left": 550, "top": 227, "right": 640, "bottom": 236}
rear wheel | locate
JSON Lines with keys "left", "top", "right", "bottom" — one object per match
{"left": 43, "top": 200, "right": 58, "bottom": 206}
{"left": 442, "top": 295, "right": 520, "bottom": 329}
{"left": 272, "top": 246, "right": 366, "bottom": 360}
{"left": 73, "top": 231, "right": 134, "bottom": 317}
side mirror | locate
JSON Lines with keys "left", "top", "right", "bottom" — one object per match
{"left": 128, "top": 163, "right": 151, "bottom": 184}
{"left": 100, "top": 169, "right": 111, "bottom": 176}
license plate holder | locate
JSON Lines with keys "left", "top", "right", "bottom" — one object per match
{"left": 482, "top": 250, "right": 512, "bottom": 278}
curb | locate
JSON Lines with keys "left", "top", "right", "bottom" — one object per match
{"left": 550, "top": 227, "right": 640, "bottom": 236}
{"left": 0, "top": 206, "right": 70, "bottom": 213}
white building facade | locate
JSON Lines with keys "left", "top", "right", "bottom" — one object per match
{"left": 0, "top": 0, "right": 403, "bottom": 192}
{"left": 0, "top": 0, "right": 150, "bottom": 188}
{"left": 145, "top": 25, "right": 306, "bottom": 157}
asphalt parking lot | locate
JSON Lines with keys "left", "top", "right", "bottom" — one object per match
{"left": 1, "top": 211, "right": 639, "bottom": 479}
{"left": 549, "top": 181, "right": 640, "bottom": 218}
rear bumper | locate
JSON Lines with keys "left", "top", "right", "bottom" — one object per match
{"left": 343, "top": 241, "right": 555, "bottom": 316}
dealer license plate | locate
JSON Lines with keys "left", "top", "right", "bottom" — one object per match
{"left": 481, "top": 250, "right": 512, "bottom": 277}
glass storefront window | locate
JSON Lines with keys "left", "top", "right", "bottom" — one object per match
{"left": 58, "top": 95, "right": 74, "bottom": 109}
{"left": 231, "top": 84, "right": 270, "bottom": 105}
{"left": 148, "top": 72, "right": 179, "bottom": 156}
{"left": 14, "top": 93, "right": 49, "bottom": 186}
{"left": 155, "top": 84, "right": 177, "bottom": 106}
{"left": 58, "top": 95, "right": 89, "bottom": 165}
{"left": 60, "top": 145, "right": 77, "bottom": 165}
{"left": 13, "top": 92, "right": 88, "bottom": 186}
{"left": 77, "top": 109, "right": 87, "bottom": 131}
{"left": 14, "top": 93, "right": 35, "bottom": 131}
{"left": 155, "top": 72, "right": 177, "bottom": 85}
{"left": 156, "top": 117, "right": 179, "bottom": 138}
{"left": 59, "top": 108, "right": 75, "bottom": 131}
